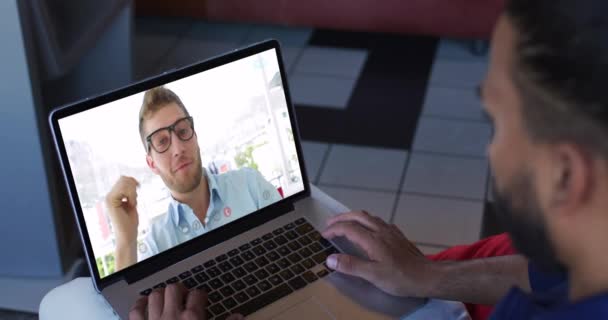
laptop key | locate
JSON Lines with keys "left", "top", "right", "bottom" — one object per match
{"left": 210, "top": 304, "right": 226, "bottom": 315}
{"left": 228, "top": 249, "right": 240, "bottom": 257}
{"left": 288, "top": 276, "right": 307, "bottom": 290}
{"left": 299, "top": 247, "right": 313, "bottom": 258}
{"left": 298, "top": 235, "right": 312, "bottom": 246}
{"left": 277, "top": 246, "right": 291, "bottom": 256}
{"left": 153, "top": 283, "right": 166, "bottom": 290}
{"left": 309, "top": 242, "right": 323, "bottom": 253}
{"left": 243, "top": 275, "right": 258, "bottom": 286}
{"left": 250, "top": 238, "right": 262, "bottom": 246}
{"left": 220, "top": 273, "right": 235, "bottom": 284}
{"left": 206, "top": 267, "right": 221, "bottom": 278}
{"left": 216, "top": 254, "right": 228, "bottom": 262}
{"left": 252, "top": 246, "right": 267, "bottom": 256}
{"left": 266, "top": 263, "right": 280, "bottom": 274}
{"left": 234, "top": 291, "right": 249, "bottom": 304}
{"left": 246, "top": 286, "right": 261, "bottom": 297}
{"left": 209, "top": 279, "right": 224, "bottom": 290}
{"left": 232, "top": 284, "right": 293, "bottom": 317}
{"left": 294, "top": 218, "right": 306, "bottom": 225}
{"left": 287, "top": 252, "right": 302, "bottom": 264}
{"left": 274, "top": 235, "right": 287, "bottom": 245}
{"left": 312, "top": 251, "right": 331, "bottom": 264}
{"left": 285, "top": 230, "right": 298, "bottom": 240}
{"left": 219, "top": 262, "right": 233, "bottom": 272}
{"left": 287, "top": 241, "right": 302, "bottom": 251}
{"left": 283, "top": 222, "right": 295, "bottom": 230}
{"left": 272, "top": 227, "right": 284, "bottom": 235}
{"left": 208, "top": 291, "right": 222, "bottom": 303}
{"left": 140, "top": 288, "right": 152, "bottom": 296}
{"left": 239, "top": 243, "right": 251, "bottom": 252}
{"left": 243, "top": 262, "right": 258, "bottom": 273}
{"left": 232, "top": 267, "right": 246, "bottom": 278}
{"left": 195, "top": 272, "right": 209, "bottom": 283}
{"left": 191, "top": 265, "right": 204, "bottom": 274}
{"left": 290, "top": 264, "right": 305, "bottom": 275}
{"left": 268, "top": 275, "right": 283, "bottom": 286}
{"left": 198, "top": 283, "right": 211, "bottom": 292}
{"left": 229, "top": 256, "right": 244, "bottom": 266}
{"left": 254, "top": 269, "right": 270, "bottom": 280}
{"left": 220, "top": 286, "right": 235, "bottom": 297}
{"left": 232, "top": 279, "right": 246, "bottom": 291}
{"left": 317, "top": 269, "right": 330, "bottom": 278}
{"left": 277, "top": 258, "right": 291, "bottom": 269}
{"left": 262, "top": 233, "right": 274, "bottom": 241}
{"left": 262, "top": 240, "right": 277, "bottom": 251}
{"left": 296, "top": 223, "right": 315, "bottom": 236}
{"left": 308, "top": 231, "right": 322, "bottom": 242}
{"left": 301, "top": 258, "right": 315, "bottom": 269}
{"left": 215, "top": 313, "right": 230, "bottom": 320}
{"left": 179, "top": 271, "right": 192, "bottom": 280}
{"left": 166, "top": 277, "right": 179, "bottom": 284}
{"left": 302, "top": 271, "right": 318, "bottom": 283}
{"left": 258, "top": 280, "right": 272, "bottom": 292}
{"left": 255, "top": 256, "right": 269, "bottom": 267}
{"left": 266, "top": 251, "right": 280, "bottom": 261}
{"left": 279, "top": 269, "right": 294, "bottom": 281}
{"left": 183, "top": 277, "right": 198, "bottom": 289}
{"left": 203, "top": 260, "right": 216, "bottom": 268}
{"left": 241, "top": 251, "right": 255, "bottom": 261}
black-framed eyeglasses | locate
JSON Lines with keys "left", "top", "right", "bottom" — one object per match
{"left": 146, "top": 116, "right": 195, "bottom": 154}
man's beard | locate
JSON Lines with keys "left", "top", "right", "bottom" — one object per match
{"left": 162, "top": 153, "right": 203, "bottom": 194}
{"left": 491, "top": 171, "right": 567, "bottom": 274}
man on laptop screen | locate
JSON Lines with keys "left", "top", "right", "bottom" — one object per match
{"left": 106, "top": 86, "right": 283, "bottom": 271}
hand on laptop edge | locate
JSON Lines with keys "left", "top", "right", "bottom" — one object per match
{"left": 129, "top": 283, "right": 244, "bottom": 320}
{"left": 321, "top": 211, "right": 440, "bottom": 298}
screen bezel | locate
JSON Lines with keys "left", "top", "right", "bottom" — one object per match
{"left": 49, "top": 40, "right": 311, "bottom": 290}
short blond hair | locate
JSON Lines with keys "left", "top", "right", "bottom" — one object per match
{"left": 138, "top": 86, "right": 190, "bottom": 149}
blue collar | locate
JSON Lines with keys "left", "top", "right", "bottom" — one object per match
{"left": 168, "top": 169, "right": 221, "bottom": 227}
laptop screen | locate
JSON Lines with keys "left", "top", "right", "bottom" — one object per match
{"left": 57, "top": 48, "right": 305, "bottom": 279}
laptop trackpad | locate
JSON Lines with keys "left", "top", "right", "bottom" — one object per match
{"left": 271, "top": 297, "right": 335, "bottom": 320}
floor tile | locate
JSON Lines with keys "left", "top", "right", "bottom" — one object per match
{"left": 429, "top": 59, "right": 487, "bottom": 89}
{"left": 320, "top": 144, "right": 408, "bottom": 191}
{"left": 300, "top": 141, "right": 330, "bottom": 183}
{"left": 422, "top": 86, "right": 486, "bottom": 121}
{"left": 158, "top": 22, "right": 250, "bottom": 71}
{"left": 294, "top": 46, "right": 368, "bottom": 78}
{"left": 290, "top": 74, "right": 358, "bottom": 109}
{"left": 133, "top": 17, "right": 195, "bottom": 79}
{"left": 393, "top": 194, "right": 484, "bottom": 246}
{"left": 244, "top": 25, "right": 312, "bottom": 47}
{"left": 436, "top": 39, "right": 489, "bottom": 61}
{"left": 413, "top": 117, "right": 492, "bottom": 157}
{"left": 281, "top": 47, "right": 304, "bottom": 73}
{"left": 402, "top": 153, "right": 488, "bottom": 200}
{"left": 318, "top": 185, "right": 396, "bottom": 222}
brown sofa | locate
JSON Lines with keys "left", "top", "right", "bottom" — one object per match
{"left": 137, "top": 0, "right": 505, "bottom": 39}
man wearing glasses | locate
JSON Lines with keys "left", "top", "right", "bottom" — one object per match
{"left": 106, "top": 86, "right": 282, "bottom": 271}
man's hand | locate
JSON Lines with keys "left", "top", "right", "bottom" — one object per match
{"left": 322, "top": 211, "right": 437, "bottom": 298}
{"left": 106, "top": 176, "right": 140, "bottom": 244}
{"left": 129, "top": 284, "right": 243, "bottom": 320}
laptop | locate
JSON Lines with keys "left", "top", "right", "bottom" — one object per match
{"left": 49, "top": 40, "right": 425, "bottom": 319}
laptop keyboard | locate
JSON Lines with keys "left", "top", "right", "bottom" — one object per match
{"left": 139, "top": 217, "right": 338, "bottom": 320}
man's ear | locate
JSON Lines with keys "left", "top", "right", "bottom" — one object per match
{"left": 551, "top": 144, "right": 593, "bottom": 213}
{"left": 146, "top": 154, "right": 160, "bottom": 175}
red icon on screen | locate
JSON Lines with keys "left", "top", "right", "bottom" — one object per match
{"left": 224, "top": 207, "right": 232, "bottom": 217}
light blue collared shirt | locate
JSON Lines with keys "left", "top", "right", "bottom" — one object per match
{"left": 137, "top": 168, "right": 282, "bottom": 261}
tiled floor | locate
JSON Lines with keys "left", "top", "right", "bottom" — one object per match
{"left": 131, "top": 17, "right": 496, "bottom": 256}
{"left": 4, "top": 16, "right": 499, "bottom": 320}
